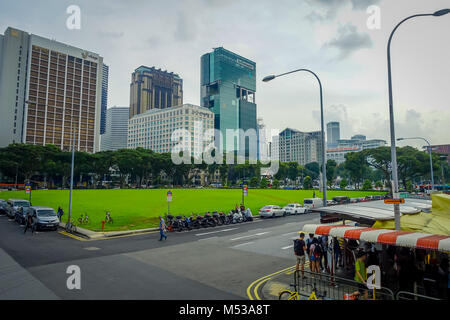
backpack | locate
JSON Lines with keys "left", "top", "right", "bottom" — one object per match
{"left": 314, "top": 243, "right": 323, "bottom": 256}
{"left": 306, "top": 238, "right": 313, "bottom": 252}
{"left": 294, "top": 239, "right": 303, "bottom": 255}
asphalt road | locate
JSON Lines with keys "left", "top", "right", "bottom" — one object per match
{"left": 0, "top": 212, "right": 320, "bottom": 299}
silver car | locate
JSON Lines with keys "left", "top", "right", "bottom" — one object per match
{"left": 258, "top": 205, "right": 284, "bottom": 218}
{"left": 6, "top": 199, "right": 30, "bottom": 219}
{"left": 26, "top": 207, "right": 60, "bottom": 231}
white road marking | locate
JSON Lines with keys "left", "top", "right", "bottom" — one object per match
{"left": 84, "top": 247, "right": 100, "bottom": 251}
{"left": 282, "top": 245, "right": 294, "bottom": 250}
{"left": 195, "top": 228, "right": 238, "bottom": 236}
{"left": 197, "top": 236, "right": 218, "bottom": 241}
{"left": 281, "top": 232, "right": 298, "bottom": 236}
{"left": 232, "top": 241, "right": 254, "bottom": 248}
{"left": 230, "top": 231, "right": 270, "bottom": 241}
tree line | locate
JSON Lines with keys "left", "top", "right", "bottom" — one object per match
{"left": 0, "top": 143, "right": 448, "bottom": 190}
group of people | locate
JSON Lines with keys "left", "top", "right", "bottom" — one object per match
{"left": 294, "top": 232, "right": 450, "bottom": 300}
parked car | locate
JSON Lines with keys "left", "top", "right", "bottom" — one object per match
{"left": 26, "top": 207, "right": 59, "bottom": 231}
{"left": 326, "top": 200, "right": 338, "bottom": 206}
{"left": 282, "top": 203, "right": 307, "bottom": 215}
{"left": 259, "top": 205, "right": 284, "bottom": 218}
{"left": 6, "top": 199, "right": 30, "bottom": 219}
{"left": 0, "top": 199, "right": 8, "bottom": 214}
{"left": 332, "top": 196, "right": 350, "bottom": 204}
{"left": 15, "top": 206, "right": 28, "bottom": 224}
{"left": 303, "top": 198, "right": 323, "bottom": 210}
{"left": 349, "top": 198, "right": 359, "bottom": 203}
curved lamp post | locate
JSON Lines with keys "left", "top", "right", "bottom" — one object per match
{"left": 387, "top": 8, "right": 450, "bottom": 230}
{"left": 263, "top": 69, "right": 327, "bottom": 207}
{"left": 397, "top": 137, "right": 434, "bottom": 191}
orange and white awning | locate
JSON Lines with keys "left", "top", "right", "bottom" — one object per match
{"left": 302, "top": 224, "right": 450, "bottom": 252}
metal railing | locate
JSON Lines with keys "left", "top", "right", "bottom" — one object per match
{"left": 396, "top": 291, "right": 442, "bottom": 301}
{"left": 293, "top": 269, "right": 395, "bottom": 300}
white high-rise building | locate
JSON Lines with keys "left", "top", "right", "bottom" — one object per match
{"left": 0, "top": 27, "right": 104, "bottom": 152}
{"left": 127, "top": 104, "right": 214, "bottom": 158}
{"left": 100, "top": 106, "right": 129, "bottom": 151}
{"left": 326, "top": 121, "right": 340, "bottom": 148}
{"left": 276, "top": 128, "right": 323, "bottom": 165}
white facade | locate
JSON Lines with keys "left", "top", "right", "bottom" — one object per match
{"left": 270, "top": 135, "right": 279, "bottom": 161}
{"left": 127, "top": 104, "right": 214, "bottom": 158}
{"left": 326, "top": 135, "right": 387, "bottom": 164}
{"left": 326, "top": 121, "right": 340, "bottom": 148}
{"left": 277, "top": 128, "right": 323, "bottom": 165}
{"left": 100, "top": 106, "right": 129, "bottom": 151}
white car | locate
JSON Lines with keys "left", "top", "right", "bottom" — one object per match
{"left": 282, "top": 203, "right": 307, "bottom": 215}
{"left": 258, "top": 205, "right": 284, "bottom": 218}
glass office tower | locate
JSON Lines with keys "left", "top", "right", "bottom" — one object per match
{"left": 201, "top": 47, "right": 257, "bottom": 159}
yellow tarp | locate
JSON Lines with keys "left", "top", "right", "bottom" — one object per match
{"left": 372, "top": 194, "right": 450, "bottom": 235}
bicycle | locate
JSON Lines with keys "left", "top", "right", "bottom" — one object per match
{"left": 78, "top": 213, "right": 90, "bottom": 225}
{"left": 105, "top": 211, "right": 113, "bottom": 224}
{"left": 279, "top": 282, "right": 327, "bottom": 300}
{"left": 65, "top": 221, "right": 77, "bottom": 233}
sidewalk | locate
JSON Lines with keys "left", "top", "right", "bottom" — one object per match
{"left": 58, "top": 222, "right": 159, "bottom": 239}
{"left": 0, "top": 248, "right": 59, "bottom": 299}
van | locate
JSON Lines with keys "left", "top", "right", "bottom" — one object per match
{"left": 303, "top": 198, "right": 323, "bottom": 210}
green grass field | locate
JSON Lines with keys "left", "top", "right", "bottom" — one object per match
{"left": 0, "top": 188, "right": 384, "bottom": 231}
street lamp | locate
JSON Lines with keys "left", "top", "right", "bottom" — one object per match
{"left": 386, "top": 9, "right": 450, "bottom": 230}
{"left": 263, "top": 69, "right": 327, "bottom": 207}
{"left": 397, "top": 137, "right": 435, "bottom": 191}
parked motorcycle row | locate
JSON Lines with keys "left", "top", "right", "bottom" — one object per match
{"left": 166, "top": 209, "right": 254, "bottom": 232}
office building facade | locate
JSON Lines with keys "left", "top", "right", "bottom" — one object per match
{"left": 0, "top": 27, "right": 104, "bottom": 152}
{"left": 277, "top": 128, "right": 324, "bottom": 165}
{"left": 100, "top": 64, "right": 109, "bottom": 134}
{"left": 326, "top": 121, "right": 340, "bottom": 148}
{"left": 127, "top": 104, "right": 214, "bottom": 158}
{"left": 326, "top": 134, "right": 387, "bottom": 164}
{"left": 129, "top": 66, "right": 183, "bottom": 119}
{"left": 100, "top": 106, "right": 129, "bottom": 151}
{"left": 201, "top": 47, "right": 257, "bottom": 158}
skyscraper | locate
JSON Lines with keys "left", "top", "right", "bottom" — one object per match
{"left": 326, "top": 121, "right": 340, "bottom": 148}
{"left": 200, "top": 47, "right": 257, "bottom": 158}
{"left": 0, "top": 27, "right": 104, "bottom": 152}
{"left": 278, "top": 128, "right": 324, "bottom": 165}
{"left": 100, "top": 64, "right": 109, "bottom": 135}
{"left": 100, "top": 106, "right": 129, "bottom": 151}
{"left": 129, "top": 66, "right": 183, "bottom": 119}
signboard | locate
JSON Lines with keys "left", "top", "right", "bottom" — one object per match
{"left": 167, "top": 190, "right": 172, "bottom": 202}
{"left": 384, "top": 198, "right": 405, "bottom": 204}
{"left": 25, "top": 185, "right": 31, "bottom": 194}
{"left": 243, "top": 184, "right": 248, "bottom": 197}
{"left": 399, "top": 192, "right": 409, "bottom": 199}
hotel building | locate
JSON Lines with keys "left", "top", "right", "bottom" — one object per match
{"left": 0, "top": 27, "right": 105, "bottom": 152}
{"left": 127, "top": 104, "right": 214, "bottom": 158}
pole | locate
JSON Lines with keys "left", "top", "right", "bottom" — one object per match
{"left": 68, "top": 127, "right": 75, "bottom": 224}
{"left": 386, "top": 13, "right": 433, "bottom": 230}
{"left": 427, "top": 144, "right": 435, "bottom": 191}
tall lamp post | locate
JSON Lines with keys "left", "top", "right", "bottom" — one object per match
{"left": 386, "top": 9, "right": 450, "bottom": 230}
{"left": 67, "top": 126, "right": 76, "bottom": 227}
{"left": 263, "top": 69, "right": 327, "bottom": 207}
{"left": 397, "top": 137, "right": 434, "bottom": 191}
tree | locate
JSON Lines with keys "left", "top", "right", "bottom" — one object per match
{"left": 326, "top": 159, "right": 337, "bottom": 186}
{"left": 249, "top": 176, "right": 259, "bottom": 188}
{"left": 375, "top": 181, "right": 383, "bottom": 189}
{"left": 305, "top": 162, "right": 320, "bottom": 180}
{"left": 259, "top": 177, "right": 268, "bottom": 189}
{"left": 344, "top": 151, "right": 369, "bottom": 189}
{"left": 362, "top": 179, "right": 372, "bottom": 191}
{"left": 303, "top": 176, "right": 313, "bottom": 190}
{"left": 272, "top": 179, "right": 280, "bottom": 189}
{"left": 340, "top": 178, "right": 348, "bottom": 190}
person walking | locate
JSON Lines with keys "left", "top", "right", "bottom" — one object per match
{"left": 306, "top": 234, "right": 315, "bottom": 271}
{"left": 57, "top": 206, "right": 64, "bottom": 220}
{"left": 294, "top": 233, "right": 307, "bottom": 278}
{"left": 158, "top": 216, "right": 167, "bottom": 241}
{"left": 23, "top": 211, "right": 35, "bottom": 234}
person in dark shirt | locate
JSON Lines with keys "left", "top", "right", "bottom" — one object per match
{"left": 294, "top": 233, "right": 307, "bottom": 278}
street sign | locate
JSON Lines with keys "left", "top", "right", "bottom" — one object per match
{"left": 243, "top": 184, "right": 248, "bottom": 196}
{"left": 25, "top": 186, "right": 31, "bottom": 194}
{"left": 384, "top": 198, "right": 405, "bottom": 204}
{"left": 167, "top": 190, "right": 172, "bottom": 202}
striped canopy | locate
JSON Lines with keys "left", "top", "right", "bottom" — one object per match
{"left": 302, "top": 224, "right": 450, "bottom": 252}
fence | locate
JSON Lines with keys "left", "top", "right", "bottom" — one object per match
{"left": 396, "top": 291, "right": 442, "bottom": 301}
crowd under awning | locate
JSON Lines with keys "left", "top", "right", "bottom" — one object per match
{"left": 302, "top": 224, "right": 450, "bottom": 252}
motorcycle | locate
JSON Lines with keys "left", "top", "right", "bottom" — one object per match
{"left": 212, "top": 211, "right": 223, "bottom": 226}
{"left": 219, "top": 212, "right": 228, "bottom": 225}
{"left": 182, "top": 216, "right": 193, "bottom": 230}
{"left": 175, "top": 215, "right": 185, "bottom": 232}
{"left": 204, "top": 212, "right": 216, "bottom": 227}
{"left": 191, "top": 215, "right": 201, "bottom": 229}
{"left": 233, "top": 211, "right": 243, "bottom": 224}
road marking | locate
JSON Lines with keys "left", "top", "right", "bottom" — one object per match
{"left": 230, "top": 232, "right": 270, "bottom": 241}
{"left": 195, "top": 228, "right": 237, "bottom": 236}
{"left": 197, "top": 236, "right": 218, "bottom": 241}
{"left": 281, "top": 232, "right": 298, "bottom": 236}
{"left": 59, "top": 231, "right": 89, "bottom": 241}
{"left": 281, "top": 245, "right": 293, "bottom": 250}
{"left": 84, "top": 246, "right": 100, "bottom": 251}
{"left": 232, "top": 241, "right": 254, "bottom": 248}
{"left": 246, "top": 265, "right": 296, "bottom": 300}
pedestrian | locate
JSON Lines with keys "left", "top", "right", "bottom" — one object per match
{"left": 321, "top": 235, "right": 329, "bottom": 273}
{"left": 23, "top": 211, "right": 35, "bottom": 234}
{"left": 311, "top": 238, "right": 322, "bottom": 274}
{"left": 294, "top": 233, "right": 307, "bottom": 278}
{"left": 158, "top": 216, "right": 167, "bottom": 241}
{"left": 240, "top": 203, "right": 245, "bottom": 212}
{"left": 57, "top": 206, "right": 64, "bottom": 220}
{"left": 312, "top": 191, "right": 316, "bottom": 198}
{"left": 353, "top": 251, "right": 368, "bottom": 299}
{"left": 306, "top": 234, "right": 315, "bottom": 271}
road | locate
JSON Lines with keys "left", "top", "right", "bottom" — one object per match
{"left": 0, "top": 212, "right": 320, "bottom": 299}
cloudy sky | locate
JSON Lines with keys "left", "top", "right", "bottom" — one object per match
{"left": 1, "top": 0, "right": 449, "bottom": 149}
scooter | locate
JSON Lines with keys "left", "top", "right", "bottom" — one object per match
{"left": 183, "top": 216, "right": 193, "bottom": 230}
{"left": 233, "top": 211, "right": 243, "bottom": 224}
{"left": 204, "top": 212, "right": 217, "bottom": 227}
{"left": 212, "top": 211, "right": 222, "bottom": 226}
{"left": 175, "top": 215, "right": 184, "bottom": 232}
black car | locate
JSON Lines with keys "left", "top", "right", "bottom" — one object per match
{"left": 0, "top": 200, "right": 8, "bottom": 214}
